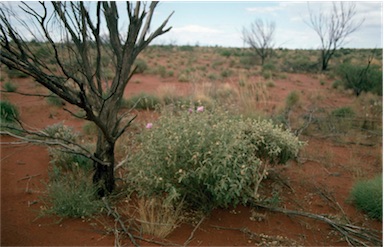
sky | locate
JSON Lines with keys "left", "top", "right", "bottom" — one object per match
{"left": 3, "top": 1, "right": 383, "bottom": 49}
{"left": 149, "top": 1, "right": 383, "bottom": 49}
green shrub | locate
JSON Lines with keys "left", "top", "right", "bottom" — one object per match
{"left": 285, "top": 91, "right": 300, "bottom": 109}
{"left": 48, "top": 147, "right": 94, "bottom": 172}
{"left": 2, "top": 81, "right": 18, "bottom": 92}
{"left": 262, "top": 70, "right": 272, "bottom": 79}
{"left": 331, "top": 107, "right": 355, "bottom": 118}
{"left": 42, "top": 168, "right": 102, "bottom": 218}
{"left": 337, "top": 63, "right": 382, "bottom": 96}
{"left": 0, "top": 100, "right": 19, "bottom": 123}
{"left": 332, "top": 80, "right": 343, "bottom": 89}
{"left": 127, "top": 106, "right": 303, "bottom": 212}
{"left": 134, "top": 59, "right": 148, "bottom": 74}
{"left": 7, "top": 69, "right": 28, "bottom": 78}
{"left": 262, "top": 62, "right": 276, "bottom": 72}
{"left": 220, "top": 49, "right": 232, "bottom": 58}
{"left": 350, "top": 175, "right": 382, "bottom": 220}
{"left": 41, "top": 123, "right": 100, "bottom": 218}
{"left": 220, "top": 69, "right": 232, "bottom": 78}
{"left": 46, "top": 95, "right": 64, "bottom": 106}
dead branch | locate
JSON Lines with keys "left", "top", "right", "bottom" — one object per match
{"left": 252, "top": 202, "right": 382, "bottom": 246}
{"left": 17, "top": 174, "right": 41, "bottom": 181}
{"left": 102, "top": 197, "right": 139, "bottom": 247}
{"left": 183, "top": 216, "right": 205, "bottom": 247}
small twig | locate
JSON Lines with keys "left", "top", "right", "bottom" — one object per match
{"left": 18, "top": 174, "right": 41, "bottom": 181}
{"left": 102, "top": 197, "right": 139, "bottom": 247}
{"left": 183, "top": 216, "right": 205, "bottom": 247}
{"left": 131, "top": 235, "right": 180, "bottom": 246}
{"left": 25, "top": 176, "right": 32, "bottom": 193}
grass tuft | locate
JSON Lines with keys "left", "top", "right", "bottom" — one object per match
{"left": 350, "top": 175, "right": 382, "bottom": 220}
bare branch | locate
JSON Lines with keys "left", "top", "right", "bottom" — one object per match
{"left": 242, "top": 19, "right": 275, "bottom": 65}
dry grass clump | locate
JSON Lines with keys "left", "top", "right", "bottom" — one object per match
{"left": 135, "top": 197, "right": 183, "bottom": 238}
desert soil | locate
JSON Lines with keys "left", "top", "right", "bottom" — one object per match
{"left": 1, "top": 72, "right": 382, "bottom": 246}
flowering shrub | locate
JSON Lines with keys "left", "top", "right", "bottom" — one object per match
{"left": 127, "top": 106, "right": 303, "bottom": 212}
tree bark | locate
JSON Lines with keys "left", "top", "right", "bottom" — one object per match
{"left": 93, "top": 133, "right": 115, "bottom": 196}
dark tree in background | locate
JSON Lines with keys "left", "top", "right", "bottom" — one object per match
{"left": 0, "top": 1, "right": 173, "bottom": 196}
{"left": 242, "top": 19, "right": 276, "bottom": 66}
{"left": 306, "top": 2, "right": 364, "bottom": 71}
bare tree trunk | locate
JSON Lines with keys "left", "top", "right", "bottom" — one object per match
{"left": 93, "top": 133, "right": 115, "bottom": 196}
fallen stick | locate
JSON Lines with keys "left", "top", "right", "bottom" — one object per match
{"left": 102, "top": 197, "right": 139, "bottom": 247}
{"left": 252, "top": 202, "right": 382, "bottom": 247}
{"left": 183, "top": 216, "right": 205, "bottom": 247}
{"left": 18, "top": 174, "right": 41, "bottom": 181}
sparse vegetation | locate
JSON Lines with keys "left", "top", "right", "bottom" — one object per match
{"left": 1, "top": 40, "right": 382, "bottom": 245}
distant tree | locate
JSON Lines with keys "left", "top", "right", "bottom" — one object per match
{"left": 242, "top": 19, "right": 276, "bottom": 66}
{"left": 306, "top": 2, "right": 364, "bottom": 71}
{"left": 0, "top": 1, "right": 173, "bottom": 196}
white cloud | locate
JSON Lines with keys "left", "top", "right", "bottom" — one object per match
{"left": 172, "top": 25, "right": 222, "bottom": 34}
{"left": 246, "top": 6, "right": 283, "bottom": 13}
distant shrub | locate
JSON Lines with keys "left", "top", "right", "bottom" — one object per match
{"left": 178, "top": 73, "right": 190, "bottom": 83}
{"left": 122, "top": 92, "right": 161, "bottom": 110}
{"left": 220, "top": 69, "right": 232, "bottom": 78}
{"left": 285, "top": 91, "right": 300, "bottom": 109}
{"left": 220, "top": 49, "right": 232, "bottom": 58}
{"left": 332, "top": 80, "right": 343, "bottom": 89}
{"left": 0, "top": 100, "right": 19, "bottom": 123}
{"left": 331, "top": 107, "right": 355, "bottom": 118}
{"left": 337, "top": 63, "right": 382, "bottom": 96}
{"left": 207, "top": 73, "right": 219, "bottom": 81}
{"left": 7, "top": 69, "right": 28, "bottom": 78}
{"left": 83, "top": 121, "right": 98, "bottom": 136}
{"left": 350, "top": 175, "right": 382, "bottom": 220}
{"left": 262, "top": 70, "right": 272, "bottom": 80}
{"left": 2, "top": 81, "right": 17, "bottom": 92}
{"left": 179, "top": 45, "right": 194, "bottom": 52}
{"left": 127, "top": 106, "right": 303, "bottom": 212}
{"left": 281, "top": 57, "right": 318, "bottom": 73}
{"left": 239, "top": 55, "right": 257, "bottom": 69}
{"left": 134, "top": 59, "right": 148, "bottom": 74}
{"left": 46, "top": 95, "right": 64, "bottom": 106}
{"left": 262, "top": 62, "right": 276, "bottom": 72}
{"left": 266, "top": 80, "right": 275, "bottom": 87}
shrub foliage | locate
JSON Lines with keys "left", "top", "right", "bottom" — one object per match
{"left": 350, "top": 175, "right": 382, "bottom": 220}
{"left": 337, "top": 63, "right": 382, "bottom": 96}
{"left": 127, "top": 106, "right": 303, "bottom": 212}
{"left": 0, "top": 100, "right": 19, "bottom": 123}
{"left": 41, "top": 123, "right": 101, "bottom": 218}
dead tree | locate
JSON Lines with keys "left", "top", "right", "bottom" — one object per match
{"left": 242, "top": 19, "right": 275, "bottom": 66}
{"left": 306, "top": 2, "right": 364, "bottom": 71}
{"left": 0, "top": 2, "right": 173, "bottom": 196}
